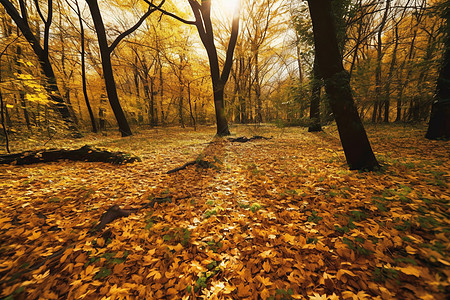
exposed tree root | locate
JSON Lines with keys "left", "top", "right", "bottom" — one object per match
{"left": 0, "top": 145, "right": 140, "bottom": 165}
{"left": 167, "top": 159, "right": 216, "bottom": 174}
{"left": 228, "top": 135, "right": 270, "bottom": 143}
{"left": 92, "top": 205, "right": 136, "bottom": 232}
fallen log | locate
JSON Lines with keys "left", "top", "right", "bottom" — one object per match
{"left": 228, "top": 135, "right": 271, "bottom": 143}
{"left": 0, "top": 145, "right": 141, "bottom": 165}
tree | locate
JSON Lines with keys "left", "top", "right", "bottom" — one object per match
{"left": 85, "top": 0, "right": 162, "bottom": 136}
{"left": 308, "top": 57, "right": 322, "bottom": 132}
{"left": 426, "top": 0, "right": 450, "bottom": 140}
{"left": 0, "top": 0, "right": 80, "bottom": 135}
{"left": 148, "top": 0, "right": 240, "bottom": 136}
{"left": 307, "top": 0, "right": 379, "bottom": 170}
{"left": 66, "top": 0, "right": 97, "bottom": 132}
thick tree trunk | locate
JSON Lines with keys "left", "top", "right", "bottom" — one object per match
{"left": 213, "top": 84, "right": 230, "bottom": 136}
{"left": 308, "top": 58, "right": 322, "bottom": 132}
{"left": 426, "top": 5, "right": 450, "bottom": 139}
{"left": 86, "top": 0, "right": 132, "bottom": 137}
{"left": 307, "top": 0, "right": 379, "bottom": 170}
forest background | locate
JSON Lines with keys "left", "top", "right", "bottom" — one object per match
{"left": 0, "top": 0, "right": 447, "bottom": 143}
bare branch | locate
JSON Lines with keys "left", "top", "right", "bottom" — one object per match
{"left": 33, "top": 0, "right": 47, "bottom": 24}
{"left": 144, "top": 0, "right": 196, "bottom": 25}
{"left": 221, "top": 6, "right": 240, "bottom": 83}
{"left": 109, "top": 1, "right": 162, "bottom": 52}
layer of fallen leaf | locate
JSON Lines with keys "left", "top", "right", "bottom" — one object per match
{"left": 0, "top": 124, "right": 449, "bottom": 300}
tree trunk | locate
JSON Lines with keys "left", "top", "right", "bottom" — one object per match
{"left": 15, "top": 45, "right": 31, "bottom": 130}
{"left": 213, "top": 83, "right": 230, "bottom": 136}
{"left": 149, "top": 76, "right": 156, "bottom": 127}
{"left": 255, "top": 52, "right": 262, "bottom": 123}
{"left": 384, "top": 23, "right": 399, "bottom": 123}
{"left": 308, "top": 57, "right": 322, "bottom": 132}
{"left": 426, "top": 3, "right": 450, "bottom": 139}
{"left": 307, "top": 0, "right": 379, "bottom": 170}
{"left": 187, "top": 81, "right": 196, "bottom": 130}
{"left": 86, "top": 0, "right": 132, "bottom": 137}
{"left": 0, "top": 58, "right": 10, "bottom": 153}
{"left": 75, "top": 0, "right": 97, "bottom": 133}
{"left": 373, "top": 0, "right": 390, "bottom": 124}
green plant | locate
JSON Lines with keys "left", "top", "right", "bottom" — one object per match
{"left": 250, "top": 203, "right": 261, "bottom": 213}
{"left": 373, "top": 266, "right": 398, "bottom": 283}
{"left": 307, "top": 211, "right": 322, "bottom": 223}
{"left": 190, "top": 260, "right": 221, "bottom": 293}
{"left": 268, "top": 288, "right": 294, "bottom": 300}
{"left": 204, "top": 209, "right": 217, "bottom": 218}
{"left": 162, "top": 227, "right": 191, "bottom": 246}
{"left": 343, "top": 237, "right": 372, "bottom": 256}
{"left": 94, "top": 267, "right": 112, "bottom": 279}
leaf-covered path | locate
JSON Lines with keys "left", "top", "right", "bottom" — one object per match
{"left": 0, "top": 125, "right": 449, "bottom": 299}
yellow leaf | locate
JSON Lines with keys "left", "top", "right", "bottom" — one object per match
{"left": 262, "top": 260, "right": 270, "bottom": 272}
{"left": 96, "top": 238, "right": 105, "bottom": 247}
{"left": 27, "top": 230, "right": 41, "bottom": 241}
{"left": 261, "top": 288, "right": 271, "bottom": 300}
{"left": 283, "top": 234, "right": 296, "bottom": 244}
{"left": 395, "top": 266, "right": 420, "bottom": 277}
{"left": 405, "top": 245, "right": 417, "bottom": 255}
{"left": 60, "top": 248, "right": 73, "bottom": 264}
{"left": 166, "top": 288, "right": 177, "bottom": 295}
{"left": 237, "top": 283, "right": 251, "bottom": 297}
{"left": 259, "top": 249, "right": 274, "bottom": 258}
{"left": 256, "top": 275, "right": 272, "bottom": 286}
{"left": 336, "top": 269, "right": 357, "bottom": 280}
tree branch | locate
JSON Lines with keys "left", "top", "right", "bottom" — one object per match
{"left": 143, "top": 0, "right": 195, "bottom": 25}
{"left": 18, "top": 0, "right": 28, "bottom": 25}
{"left": 221, "top": 4, "right": 240, "bottom": 83}
{"left": 0, "top": 0, "right": 43, "bottom": 56}
{"left": 33, "top": 0, "right": 47, "bottom": 24}
{"left": 43, "top": 0, "right": 53, "bottom": 54}
{"left": 109, "top": 0, "right": 163, "bottom": 52}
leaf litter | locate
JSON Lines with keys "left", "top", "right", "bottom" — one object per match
{"left": 0, "top": 124, "right": 448, "bottom": 299}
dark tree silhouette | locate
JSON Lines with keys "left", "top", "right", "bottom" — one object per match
{"left": 307, "top": 0, "right": 379, "bottom": 170}
{"left": 308, "top": 58, "right": 322, "bottom": 132}
{"left": 426, "top": 1, "right": 450, "bottom": 140}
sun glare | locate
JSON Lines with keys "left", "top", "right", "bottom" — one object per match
{"left": 217, "top": 0, "right": 240, "bottom": 15}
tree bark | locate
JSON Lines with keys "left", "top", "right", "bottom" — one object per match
{"left": 74, "top": 0, "right": 97, "bottom": 133}
{"left": 426, "top": 2, "right": 450, "bottom": 139}
{"left": 307, "top": 0, "right": 379, "bottom": 170}
{"left": 308, "top": 57, "right": 322, "bottom": 132}
{"left": 86, "top": 0, "right": 132, "bottom": 137}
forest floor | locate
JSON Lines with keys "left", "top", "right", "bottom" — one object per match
{"left": 0, "top": 124, "right": 449, "bottom": 300}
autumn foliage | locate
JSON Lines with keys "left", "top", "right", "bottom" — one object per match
{"left": 0, "top": 125, "right": 449, "bottom": 299}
